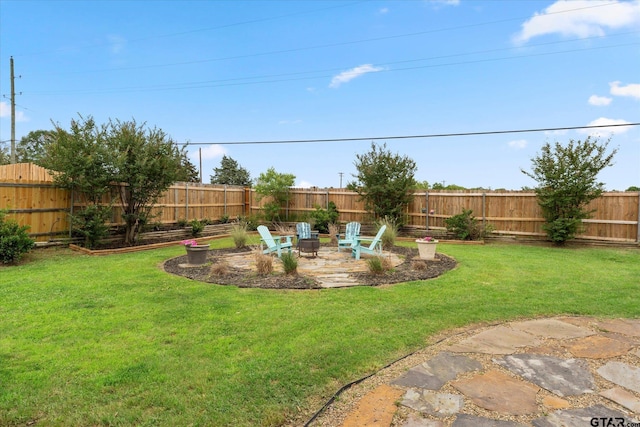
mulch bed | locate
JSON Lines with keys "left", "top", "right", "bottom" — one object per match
{"left": 163, "top": 245, "right": 457, "bottom": 289}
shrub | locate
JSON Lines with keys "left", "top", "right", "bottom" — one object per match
{"left": 328, "top": 223, "right": 339, "bottom": 244}
{"left": 255, "top": 251, "right": 273, "bottom": 275}
{"left": 445, "top": 209, "right": 492, "bottom": 241}
{"left": 412, "top": 259, "right": 428, "bottom": 271}
{"left": 219, "top": 214, "right": 230, "bottom": 224}
{"left": 190, "top": 219, "right": 204, "bottom": 236}
{"left": 231, "top": 222, "right": 249, "bottom": 248}
{"left": 210, "top": 259, "right": 230, "bottom": 275}
{"left": 366, "top": 255, "right": 392, "bottom": 275}
{"left": 376, "top": 216, "right": 397, "bottom": 249}
{"left": 236, "top": 215, "right": 258, "bottom": 231}
{"left": 280, "top": 252, "right": 298, "bottom": 275}
{"left": 177, "top": 218, "right": 188, "bottom": 227}
{"left": 308, "top": 202, "right": 339, "bottom": 233}
{"left": 0, "top": 209, "right": 35, "bottom": 264}
{"left": 72, "top": 204, "right": 112, "bottom": 249}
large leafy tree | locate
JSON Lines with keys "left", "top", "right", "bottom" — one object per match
{"left": 107, "top": 119, "right": 189, "bottom": 244}
{"left": 41, "top": 116, "right": 116, "bottom": 248}
{"left": 0, "top": 142, "right": 10, "bottom": 165}
{"left": 17, "top": 130, "right": 54, "bottom": 165}
{"left": 254, "top": 167, "right": 295, "bottom": 221}
{"left": 521, "top": 136, "right": 617, "bottom": 244}
{"left": 210, "top": 155, "right": 251, "bottom": 186}
{"left": 347, "top": 142, "right": 417, "bottom": 224}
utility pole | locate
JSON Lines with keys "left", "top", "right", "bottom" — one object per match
{"left": 338, "top": 172, "right": 344, "bottom": 188}
{"left": 10, "top": 56, "right": 16, "bottom": 164}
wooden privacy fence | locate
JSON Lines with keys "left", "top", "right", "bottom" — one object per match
{"left": 2, "top": 164, "right": 639, "bottom": 243}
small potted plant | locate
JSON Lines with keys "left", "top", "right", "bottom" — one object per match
{"left": 182, "top": 239, "right": 210, "bottom": 265}
{"left": 415, "top": 236, "right": 438, "bottom": 260}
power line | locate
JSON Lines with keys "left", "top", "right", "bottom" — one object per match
{"left": 179, "top": 123, "right": 640, "bottom": 146}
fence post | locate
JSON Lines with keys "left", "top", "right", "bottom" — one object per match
{"left": 482, "top": 192, "right": 486, "bottom": 229}
{"left": 69, "top": 189, "right": 74, "bottom": 238}
{"left": 224, "top": 185, "right": 227, "bottom": 216}
{"left": 425, "top": 191, "right": 429, "bottom": 230}
{"left": 185, "top": 183, "right": 189, "bottom": 222}
{"left": 637, "top": 191, "right": 640, "bottom": 243}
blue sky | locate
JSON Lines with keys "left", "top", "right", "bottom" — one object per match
{"left": 1, "top": 0, "right": 639, "bottom": 190}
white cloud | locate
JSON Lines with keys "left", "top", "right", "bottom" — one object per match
{"left": 329, "top": 64, "right": 383, "bottom": 88}
{"left": 278, "top": 119, "right": 302, "bottom": 125}
{"left": 508, "top": 139, "right": 528, "bottom": 149}
{"left": 588, "top": 95, "right": 612, "bottom": 106}
{"left": 296, "top": 180, "right": 313, "bottom": 188}
{"left": 378, "top": 7, "right": 389, "bottom": 14}
{"left": 0, "top": 101, "right": 27, "bottom": 122}
{"left": 191, "top": 144, "right": 226, "bottom": 161}
{"left": 610, "top": 81, "right": 640, "bottom": 99}
{"left": 513, "top": 0, "right": 640, "bottom": 44}
{"left": 428, "top": 0, "right": 460, "bottom": 6}
{"left": 579, "top": 117, "right": 632, "bottom": 135}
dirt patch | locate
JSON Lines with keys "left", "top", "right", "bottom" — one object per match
{"left": 163, "top": 245, "right": 456, "bottom": 289}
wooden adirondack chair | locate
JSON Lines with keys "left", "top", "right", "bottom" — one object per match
{"left": 257, "top": 225, "right": 293, "bottom": 257}
{"left": 351, "top": 225, "right": 387, "bottom": 260}
{"left": 337, "top": 222, "right": 361, "bottom": 252}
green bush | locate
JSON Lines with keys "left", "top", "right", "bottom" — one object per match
{"left": 190, "top": 219, "right": 205, "bottom": 236}
{"left": 231, "top": 222, "right": 249, "bottom": 248}
{"left": 236, "top": 215, "right": 258, "bottom": 231}
{"left": 177, "top": 218, "right": 188, "bottom": 227}
{"left": 308, "top": 202, "right": 339, "bottom": 234}
{"left": 376, "top": 216, "right": 397, "bottom": 249}
{"left": 444, "top": 209, "right": 492, "bottom": 240}
{"left": 72, "top": 205, "right": 112, "bottom": 249}
{"left": 0, "top": 209, "right": 35, "bottom": 264}
{"left": 366, "top": 256, "right": 392, "bottom": 275}
{"left": 280, "top": 252, "right": 298, "bottom": 275}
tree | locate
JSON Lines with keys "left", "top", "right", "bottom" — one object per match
{"left": 17, "top": 130, "right": 54, "bottom": 165}
{"left": 178, "top": 150, "right": 200, "bottom": 183}
{"left": 107, "top": 119, "right": 189, "bottom": 244}
{"left": 347, "top": 142, "right": 417, "bottom": 224}
{"left": 254, "top": 167, "right": 295, "bottom": 221}
{"left": 41, "top": 116, "right": 116, "bottom": 248}
{"left": 210, "top": 155, "right": 251, "bottom": 186}
{"left": 626, "top": 186, "right": 640, "bottom": 192}
{"left": 0, "top": 142, "right": 10, "bottom": 165}
{"left": 521, "top": 136, "right": 617, "bottom": 244}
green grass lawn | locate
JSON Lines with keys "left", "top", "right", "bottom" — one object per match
{"left": 1, "top": 240, "right": 639, "bottom": 426}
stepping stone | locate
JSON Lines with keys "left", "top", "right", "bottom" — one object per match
{"left": 542, "top": 395, "right": 571, "bottom": 410}
{"left": 495, "top": 354, "right": 595, "bottom": 396}
{"left": 447, "top": 326, "right": 540, "bottom": 354}
{"left": 452, "top": 414, "right": 529, "bottom": 427}
{"left": 510, "top": 319, "right": 594, "bottom": 339}
{"left": 400, "top": 389, "right": 464, "bottom": 417}
{"left": 568, "top": 335, "right": 632, "bottom": 358}
{"left": 451, "top": 370, "right": 538, "bottom": 415}
{"left": 392, "top": 352, "right": 482, "bottom": 390}
{"left": 341, "top": 384, "right": 403, "bottom": 427}
{"left": 532, "top": 404, "right": 634, "bottom": 427}
{"left": 600, "top": 387, "right": 640, "bottom": 413}
{"left": 596, "top": 319, "right": 640, "bottom": 337}
{"left": 597, "top": 361, "right": 640, "bottom": 393}
{"left": 400, "top": 415, "right": 445, "bottom": 427}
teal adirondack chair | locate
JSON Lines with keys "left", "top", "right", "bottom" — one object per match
{"left": 337, "top": 222, "right": 361, "bottom": 252}
{"left": 257, "top": 225, "right": 293, "bottom": 257}
{"left": 351, "top": 225, "right": 387, "bottom": 260}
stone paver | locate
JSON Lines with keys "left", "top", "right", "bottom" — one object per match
{"left": 531, "top": 404, "right": 634, "bottom": 427}
{"left": 568, "top": 335, "right": 632, "bottom": 358}
{"left": 400, "top": 389, "right": 464, "bottom": 417}
{"left": 600, "top": 387, "right": 640, "bottom": 413}
{"left": 333, "top": 317, "right": 640, "bottom": 427}
{"left": 400, "top": 415, "right": 444, "bottom": 427}
{"left": 510, "top": 319, "right": 594, "bottom": 339}
{"left": 595, "top": 319, "right": 640, "bottom": 337}
{"left": 447, "top": 326, "right": 540, "bottom": 354}
{"left": 392, "top": 352, "right": 482, "bottom": 390}
{"left": 495, "top": 354, "right": 595, "bottom": 396}
{"left": 597, "top": 361, "right": 640, "bottom": 393}
{"left": 452, "top": 414, "right": 529, "bottom": 427}
{"left": 341, "top": 384, "right": 403, "bottom": 427}
{"left": 451, "top": 370, "right": 539, "bottom": 415}
{"left": 223, "top": 247, "right": 403, "bottom": 288}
